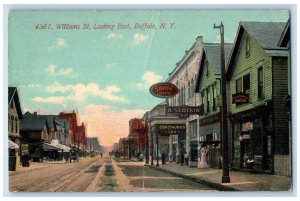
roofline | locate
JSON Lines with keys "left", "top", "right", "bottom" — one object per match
{"left": 166, "top": 37, "right": 204, "bottom": 82}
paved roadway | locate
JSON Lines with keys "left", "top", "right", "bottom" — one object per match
{"left": 9, "top": 155, "right": 217, "bottom": 192}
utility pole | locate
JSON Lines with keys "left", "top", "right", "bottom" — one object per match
{"left": 214, "top": 22, "right": 230, "bottom": 183}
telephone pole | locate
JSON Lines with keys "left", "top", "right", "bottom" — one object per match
{"left": 214, "top": 22, "right": 230, "bottom": 183}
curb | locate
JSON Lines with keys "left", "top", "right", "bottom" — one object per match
{"left": 146, "top": 164, "right": 239, "bottom": 191}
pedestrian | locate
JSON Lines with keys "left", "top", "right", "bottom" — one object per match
{"left": 101, "top": 153, "right": 103, "bottom": 158}
{"left": 161, "top": 151, "right": 166, "bottom": 165}
{"left": 180, "top": 149, "right": 184, "bottom": 166}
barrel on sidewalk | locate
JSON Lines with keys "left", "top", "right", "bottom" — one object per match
{"left": 9, "top": 156, "right": 17, "bottom": 171}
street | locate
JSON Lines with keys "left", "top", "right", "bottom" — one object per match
{"left": 9, "top": 155, "right": 217, "bottom": 192}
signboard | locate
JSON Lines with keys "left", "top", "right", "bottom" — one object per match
{"left": 167, "top": 105, "right": 204, "bottom": 118}
{"left": 232, "top": 92, "right": 250, "bottom": 103}
{"left": 242, "top": 122, "right": 253, "bottom": 131}
{"left": 155, "top": 124, "right": 186, "bottom": 136}
{"left": 149, "top": 82, "right": 179, "bottom": 98}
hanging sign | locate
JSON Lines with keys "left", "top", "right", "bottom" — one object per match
{"left": 149, "top": 82, "right": 179, "bottom": 98}
{"left": 155, "top": 124, "right": 186, "bottom": 136}
{"left": 232, "top": 92, "right": 249, "bottom": 103}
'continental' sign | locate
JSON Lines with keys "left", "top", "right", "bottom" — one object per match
{"left": 156, "top": 124, "right": 186, "bottom": 136}
{"left": 149, "top": 82, "right": 179, "bottom": 98}
{"left": 167, "top": 105, "right": 204, "bottom": 118}
{"left": 232, "top": 92, "right": 249, "bottom": 103}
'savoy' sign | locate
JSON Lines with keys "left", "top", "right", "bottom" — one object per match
{"left": 149, "top": 82, "right": 179, "bottom": 98}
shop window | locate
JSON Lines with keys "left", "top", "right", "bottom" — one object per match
{"left": 258, "top": 67, "right": 264, "bottom": 99}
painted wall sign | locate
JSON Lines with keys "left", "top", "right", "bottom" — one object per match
{"left": 155, "top": 124, "right": 186, "bottom": 136}
{"left": 232, "top": 92, "right": 250, "bottom": 103}
{"left": 149, "top": 82, "right": 179, "bottom": 98}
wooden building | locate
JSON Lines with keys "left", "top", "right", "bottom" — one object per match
{"left": 226, "top": 21, "right": 290, "bottom": 175}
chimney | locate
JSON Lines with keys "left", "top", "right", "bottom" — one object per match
{"left": 196, "top": 36, "right": 203, "bottom": 43}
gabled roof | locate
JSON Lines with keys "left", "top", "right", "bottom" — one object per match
{"left": 278, "top": 18, "right": 290, "bottom": 47}
{"left": 8, "top": 87, "right": 23, "bottom": 119}
{"left": 195, "top": 43, "right": 233, "bottom": 92}
{"left": 226, "top": 21, "right": 288, "bottom": 80}
{"left": 21, "top": 112, "right": 47, "bottom": 131}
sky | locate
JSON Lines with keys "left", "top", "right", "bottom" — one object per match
{"left": 8, "top": 10, "right": 289, "bottom": 146}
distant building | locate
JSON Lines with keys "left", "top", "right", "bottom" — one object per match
{"left": 8, "top": 87, "right": 23, "bottom": 170}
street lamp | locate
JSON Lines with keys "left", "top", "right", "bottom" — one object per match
{"left": 213, "top": 22, "right": 230, "bottom": 183}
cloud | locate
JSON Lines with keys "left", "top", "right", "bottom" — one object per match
{"left": 107, "top": 33, "right": 123, "bottom": 40}
{"left": 46, "top": 64, "right": 74, "bottom": 77}
{"left": 48, "top": 38, "right": 67, "bottom": 52}
{"left": 80, "top": 104, "right": 147, "bottom": 146}
{"left": 32, "top": 96, "right": 65, "bottom": 105}
{"left": 45, "top": 82, "right": 128, "bottom": 103}
{"left": 133, "top": 71, "right": 163, "bottom": 90}
{"left": 56, "top": 38, "right": 67, "bottom": 47}
{"left": 133, "top": 33, "right": 149, "bottom": 44}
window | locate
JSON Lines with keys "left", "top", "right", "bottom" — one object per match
{"left": 236, "top": 78, "right": 243, "bottom": 93}
{"left": 206, "top": 59, "right": 209, "bottom": 77}
{"left": 258, "top": 67, "right": 263, "bottom": 99}
{"left": 236, "top": 74, "right": 250, "bottom": 94}
{"left": 201, "top": 92, "right": 204, "bottom": 105}
{"left": 212, "top": 84, "right": 216, "bottom": 111}
{"left": 235, "top": 74, "right": 251, "bottom": 106}
{"left": 189, "top": 120, "right": 197, "bottom": 138}
{"left": 206, "top": 88, "right": 210, "bottom": 113}
{"left": 246, "top": 36, "right": 250, "bottom": 57}
{"left": 188, "top": 81, "right": 191, "bottom": 99}
{"left": 243, "top": 74, "right": 250, "bottom": 94}
{"left": 15, "top": 118, "right": 18, "bottom": 133}
{"left": 10, "top": 116, "right": 14, "bottom": 132}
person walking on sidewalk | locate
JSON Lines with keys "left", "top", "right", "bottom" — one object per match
{"left": 180, "top": 149, "right": 185, "bottom": 166}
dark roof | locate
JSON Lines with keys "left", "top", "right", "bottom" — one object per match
{"left": 195, "top": 43, "right": 233, "bottom": 92}
{"left": 226, "top": 21, "right": 288, "bottom": 80}
{"left": 21, "top": 112, "right": 47, "bottom": 131}
{"left": 278, "top": 18, "right": 290, "bottom": 47}
{"left": 8, "top": 87, "right": 23, "bottom": 118}
{"left": 241, "top": 21, "right": 287, "bottom": 49}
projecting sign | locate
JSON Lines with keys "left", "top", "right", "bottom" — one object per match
{"left": 155, "top": 124, "right": 186, "bottom": 136}
{"left": 149, "top": 82, "right": 179, "bottom": 98}
{"left": 232, "top": 92, "right": 250, "bottom": 103}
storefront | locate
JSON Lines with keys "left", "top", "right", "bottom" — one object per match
{"left": 199, "top": 113, "right": 221, "bottom": 168}
{"left": 229, "top": 105, "right": 273, "bottom": 173}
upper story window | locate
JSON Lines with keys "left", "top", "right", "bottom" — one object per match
{"left": 189, "top": 120, "right": 197, "bottom": 138}
{"left": 236, "top": 73, "right": 251, "bottom": 105}
{"left": 257, "top": 67, "right": 264, "bottom": 99}
{"left": 246, "top": 36, "right": 250, "bottom": 57}
{"left": 205, "top": 59, "right": 210, "bottom": 77}
{"left": 201, "top": 91, "right": 204, "bottom": 105}
{"left": 188, "top": 81, "right": 191, "bottom": 99}
{"left": 206, "top": 87, "right": 210, "bottom": 113}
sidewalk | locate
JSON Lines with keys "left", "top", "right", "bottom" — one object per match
{"left": 145, "top": 161, "right": 292, "bottom": 192}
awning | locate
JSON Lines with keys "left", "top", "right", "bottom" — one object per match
{"left": 9, "top": 139, "right": 19, "bottom": 149}
{"left": 43, "top": 143, "right": 61, "bottom": 151}
{"left": 56, "top": 144, "right": 71, "bottom": 152}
